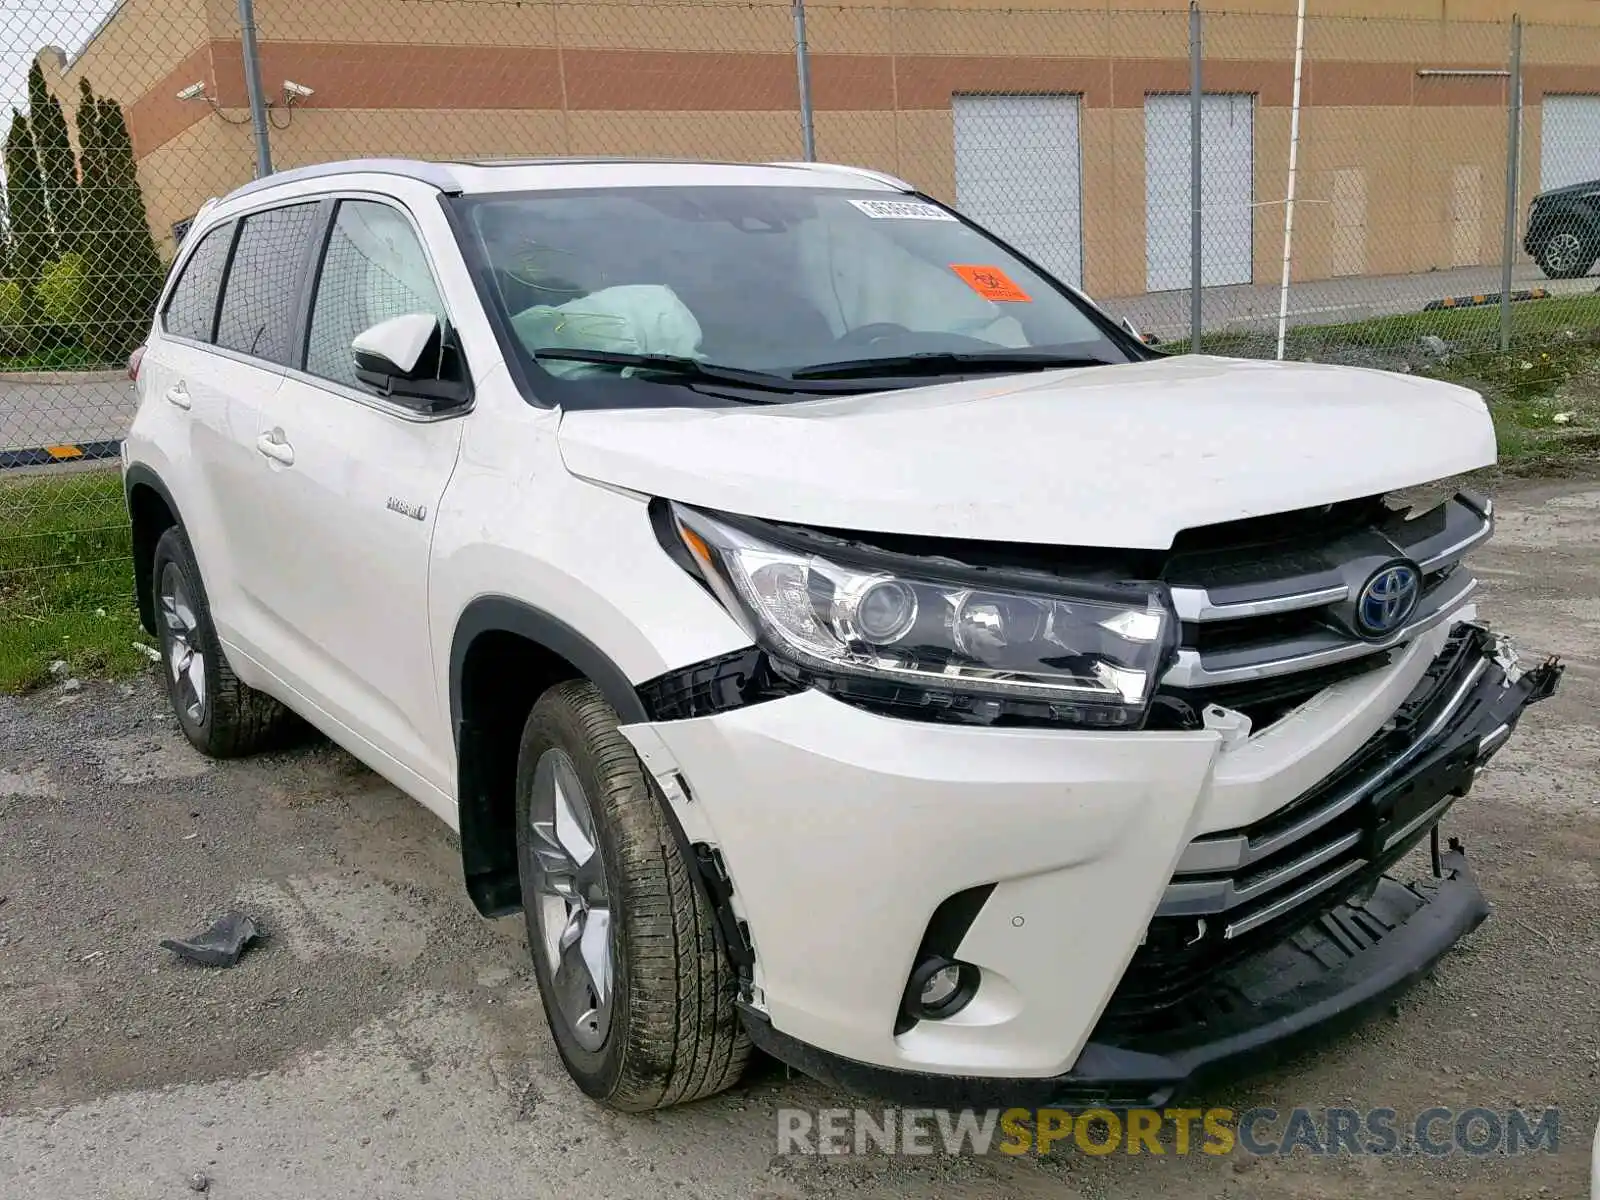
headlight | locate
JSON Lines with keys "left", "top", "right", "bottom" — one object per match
{"left": 665, "top": 503, "right": 1175, "bottom": 728}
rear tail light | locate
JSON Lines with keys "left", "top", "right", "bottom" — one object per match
{"left": 127, "top": 344, "right": 146, "bottom": 382}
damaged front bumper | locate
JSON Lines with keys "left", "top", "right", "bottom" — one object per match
{"left": 743, "top": 848, "right": 1490, "bottom": 1109}
{"left": 737, "top": 625, "right": 1563, "bottom": 1108}
{"left": 1151, "top": 622, "right": 1562, "bottom": 950}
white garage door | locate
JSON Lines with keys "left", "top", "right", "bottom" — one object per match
{"left": 1540, "top": 95, "right": 1600, "bottom": 192}
{"left": 1145, "top": 93, "right": 1255, "bottom": 292}
{"left": 952, "top": 94, "right": 1083, "bottom": 287}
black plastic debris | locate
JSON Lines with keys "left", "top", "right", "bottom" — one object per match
{"left": 160, "top": 911, "right": 261, "bottom": 967}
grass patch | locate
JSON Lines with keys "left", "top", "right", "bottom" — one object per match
{"left": 0, "top": 342, "right": 110, "bottom": 373}
{"left": 1425, "top": 342, "right": 1600, "bottom": 473}
{"left": 0, "top": 467, "right": 150, "bottom": 693}
{"left": 1162, "top": 295, "right": 1600, "bottom": 360}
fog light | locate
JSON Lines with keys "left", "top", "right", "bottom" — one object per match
{"left": 921, "top": 964, "right": 962, "bottom": 1008}
{"left": 905, "top": 956, "right": 979, "bottom": 1021}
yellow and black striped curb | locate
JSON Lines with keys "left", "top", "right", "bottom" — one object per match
{"left": 1423, "top": 288, "right": 1551, "bottom": 311}
{"left": 0, "top": 440, "right": 122, "bottom": 470}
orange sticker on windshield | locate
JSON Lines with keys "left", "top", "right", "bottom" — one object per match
{"left": 950, "top": 264, "right": 1031, "bottom": 302}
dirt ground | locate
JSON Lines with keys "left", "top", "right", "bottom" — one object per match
{"left": 2, "top": 480, "right": 1597, "bottom": 1200}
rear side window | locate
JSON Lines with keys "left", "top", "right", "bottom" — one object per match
{"left": 162, "top": 221, "right": 234, "bottom": 342}
{"left": 215, "top": 202, "right": 321, "bottom": 365}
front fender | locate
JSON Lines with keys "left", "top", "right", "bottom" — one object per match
{"left": 433, "top": 476, "right": 754, "bottom": 918}
{"left": 429, "top": 467, "right": 754, "bottom": 735}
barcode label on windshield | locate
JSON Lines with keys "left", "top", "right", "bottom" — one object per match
{"left": 847, "top": 198, "right": 958, "bottom": 221}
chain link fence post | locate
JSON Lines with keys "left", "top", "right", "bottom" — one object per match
{"left": 793, "top": 0, "right": 816, "bottom": 162}
{"left": 237, "top": 0, "right": 274, "bottom": 177}
{"left": 1188, "top": 1, "right": 1203, "bottom": 352}
{"left": 1498, "top": 13, "right": 1523, "bottom": 354}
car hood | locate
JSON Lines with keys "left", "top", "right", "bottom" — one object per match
{"left": 555, "top": 355, "right": 1496, "bottom": 549}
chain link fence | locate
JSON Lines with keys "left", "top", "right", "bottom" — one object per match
{"left": 4, "top": 0, "right": 1600, "bottom": 585}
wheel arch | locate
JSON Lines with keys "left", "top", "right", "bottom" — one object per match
{"left": 1574, "top": 199, "right": 1600, "bottom": 249}
{"left": 449, "top": 595, "right": 650, "bottom": 917}
{"left": 124, "top": 464, "right": 183, "bottom": 637}
{"left": 1536, "top": 200, "right": 1600, "bottom": 247}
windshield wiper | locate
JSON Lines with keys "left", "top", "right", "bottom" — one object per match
{"left": 790, "top": 351, "right": 1115, "bottom": 381}
{"left": 531, "top": 348, "right": 805, "bottom": 393}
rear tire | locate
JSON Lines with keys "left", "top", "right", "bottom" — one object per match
{"left": 1534, "top": 220, "right": 1597, "bottom": 279}
{"left": 151, "top": 526, "right": 297, "bottom": 758}
{"left": 514, "top": 679, "right": 750, "bottom": 1111}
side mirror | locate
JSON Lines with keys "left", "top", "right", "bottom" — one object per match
{"left": 1119, "top": 316, "right": 1159, "bottom": 347}
{"left": 352, "top": 313, "right": 470, "bottom": 412}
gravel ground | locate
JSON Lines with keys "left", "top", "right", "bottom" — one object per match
{"left": 2, "top": 480, "right": 1598, "bottom": 1200}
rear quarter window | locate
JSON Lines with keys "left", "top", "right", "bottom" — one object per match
{"left": 161, "top": 221, "right": 235, "bottom": 343}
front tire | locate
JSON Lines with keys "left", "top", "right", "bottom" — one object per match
{"left": 1534, "top": 221, "right": 1597, "bottom": 279}
{"left": 514, "top": 680, "right": 750, "bottom": 1111}
{"left": 151, "top": 526, "right": 297, "bottom": 758}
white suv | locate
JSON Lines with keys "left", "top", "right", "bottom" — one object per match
{"left": 123, "top": 157, "right": 1562, "bottom": 1112}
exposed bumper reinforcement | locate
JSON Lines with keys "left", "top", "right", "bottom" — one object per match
{"left": 740, "top": 848, "right": 1490, "bottom": 1110}
{"left": 1144, "top": 625, "right": 1561, "bottom": 953}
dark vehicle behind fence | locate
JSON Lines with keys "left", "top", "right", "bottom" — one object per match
{"left": 1525, "top": 180, "right": 1600, "bottom": 279}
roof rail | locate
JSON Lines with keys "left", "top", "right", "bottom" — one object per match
{"left": 223, "top": 158, "right": 464, "bottom": 203}
{"left": 463, "top": 155, "right": 725, "bottom": 167}
{"left": 218, "top": 156, "right": 916, "bottom": 207}
{"left": 766, "top": 161, "right": 915, "bottom": 192}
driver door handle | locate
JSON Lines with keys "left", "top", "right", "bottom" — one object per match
{"left": 256, "top": 431, "right": 294, "bottom": 465}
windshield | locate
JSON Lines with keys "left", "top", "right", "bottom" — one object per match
{"left": 452, "top": 185, "right": 1135, "bottom": 406}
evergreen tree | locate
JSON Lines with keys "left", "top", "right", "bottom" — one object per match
{"left": 74, "top": 81, "right": 110, "bottom": 249}
{"left": 83, "top": 90, "right": 163, "bottom": 357}
{"left": 27, "top": 61, "right": 79, "bottom": 253}
{"left": 74, "top": 81, "right": 114, "bottom": 356}
{"left": 3, "top": 111, "right": 52, "bottom": 349}
{"left": 2, "top": 77, "right": 163, "bottom": 358}
{"left": 0, "top": 185, "right": 14, "bottom": 348}
{"left": 3, "top": 112, "right": 49, "bottom": 287}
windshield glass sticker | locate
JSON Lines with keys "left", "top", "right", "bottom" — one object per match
{"left": 846, "top": 198, "right": 959, "bottom": 221}
{"left": 950, "top": 264, "right": 1032, "bottom": 302}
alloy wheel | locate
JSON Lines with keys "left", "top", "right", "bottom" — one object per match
{"left": 1545, "top": 230, "right": 1585, "bottom": 275}
{"left": 528, "top": 749, "right": 615, "bottom": 1052}
{"left": 159, "top": 562, "right": 207, "bottom": 725}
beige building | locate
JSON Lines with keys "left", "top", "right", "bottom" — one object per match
{"left": 37, "top": 0, "right": 1600, "bottom": 298}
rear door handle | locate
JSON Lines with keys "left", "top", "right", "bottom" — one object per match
{"left": 256, "top": 432, "right": 294, "bottom": 465}
{"left": 165, "top": 384, "right": 191, "bottom": 410}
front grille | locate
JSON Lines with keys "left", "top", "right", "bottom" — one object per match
{"left": 1153, "top": 489, "right": 1493, "bottom": 725}
{"left": 1184, "top": 567, "right": 1464, "bottom": 658}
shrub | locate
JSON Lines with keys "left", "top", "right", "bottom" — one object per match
{"left": 36, "top": 252, "right": 90, "bottom": 332}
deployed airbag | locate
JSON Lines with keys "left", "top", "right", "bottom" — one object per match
{"left": 511, "top": 284, "right": 704, "bottom": 377}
